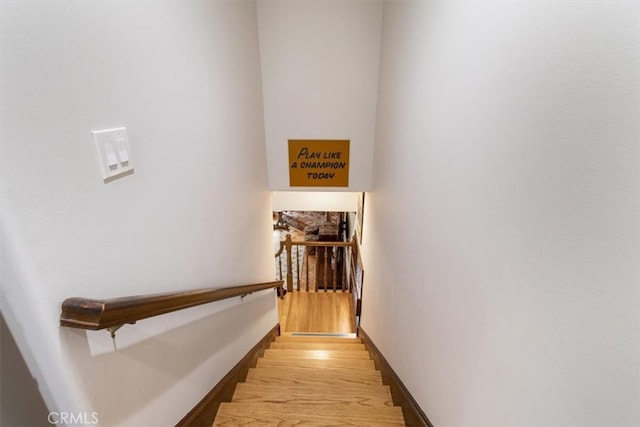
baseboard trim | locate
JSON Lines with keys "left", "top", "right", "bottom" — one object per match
{"left": 176, "top": 323, "right": 280, "bottom": 426}
{"left": 358, "top": 327, "right": 434, "bottom": 427}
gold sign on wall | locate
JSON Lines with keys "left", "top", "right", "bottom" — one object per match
{"left": 288, "top": 139, "right": 350, "bottom": 187}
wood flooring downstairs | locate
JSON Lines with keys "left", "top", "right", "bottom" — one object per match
{"left": 212, "top": 335, "right": 406, "bottom": 426}
{"left": 278, "top": 291, "right": 356, "bottom": 334}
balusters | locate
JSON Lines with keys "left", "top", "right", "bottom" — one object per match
{"left": 332, "top": 247, "right": 337, "bottom": 292}
{"left": 285, "top": 234, "right": 293, "bottom": 292}
{"left": 305, "top": 247, "right": 309, "bottom": 292}
{"left": 314, "top": 245, "right": 319, "bottom": 292}
{"left": 276, "top": 237, "right": 355, "bottom": 295}
{"left": 295, "top": 245, "right": 300, "bottom": 291}
{"left": 341, "top": 248, "right": 347, "bottom": 292}
{"left": 323, "top": 247, "right": 329, "bottom": 292}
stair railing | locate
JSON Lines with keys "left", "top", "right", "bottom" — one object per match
{"left": 59, "top": 281, "right": 282, "bottom": 337}
{"left": 275, "top": 234, "right": 364, "bottom": 322}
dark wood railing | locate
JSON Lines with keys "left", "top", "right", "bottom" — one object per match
{"left": 275, "top": 234, "right": 353, "bottom": 292}
{"left": 60, "top": 281, "right": 282, "bottom": 336}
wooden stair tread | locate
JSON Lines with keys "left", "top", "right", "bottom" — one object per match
{"left": 246, "top": 367, "right": 382, "bottom": 386}
{"left": 213, "top": 403, "right": 405, "bottom": 426}
{"left": 263, "top": 348, "right": 371, "bottom": 360}
{"left": 270, "top": 342, "right": 366, "bottom": 350}
{"left": 252, "top": 362, "right": 378, "bottom": 377}
{"left": 251, "top": 364, "right": 377, "bottom": 374}
{"left": 248, "top": 365, "right": 382, "bottom": 381}
{"left": 232, "top": 383, "right": 394, "bottom": 406}
{"left": 276, "top": 336, "right": 362, "bottom": 344}
{"left": 256, "top": 356, "right": 375, "bottom": 370}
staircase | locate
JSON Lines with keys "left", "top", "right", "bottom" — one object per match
{"left": 212, "top": 335, "right": 406, "bottom": 426}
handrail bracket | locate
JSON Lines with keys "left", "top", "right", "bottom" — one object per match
{"left": 108, "top": 322, "right": 136, "bottom": 339}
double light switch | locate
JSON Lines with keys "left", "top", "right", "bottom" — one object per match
{"left": 92, "top": 127, "right": 134, "bottom": 181}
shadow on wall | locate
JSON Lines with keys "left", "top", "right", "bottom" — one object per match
{"left": 1, "top": 312, "right": 51, "bottom": 426}
{"left": 59, "top": 292, "right": 275, "bottom": 426}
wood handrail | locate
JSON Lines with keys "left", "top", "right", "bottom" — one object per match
{"left": 274, "top": 237, "right": 354, "bottom": 257}
{"left": 60, "top": 281, "right": 283, "bottom": 332}
{"left": 287, "top": 241, "right": 354, "bottom": 247}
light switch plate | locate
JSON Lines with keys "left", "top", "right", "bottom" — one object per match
{"left": 92, "top": 127, "right": 134, "bottom": 182}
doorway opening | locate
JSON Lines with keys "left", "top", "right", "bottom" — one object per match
{"left": 271, "top": 206, "right": 364, "bottom": 336}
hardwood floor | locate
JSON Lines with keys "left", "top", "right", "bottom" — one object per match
{"left": 278, "top": 291, "right": 356, "bottom": 334}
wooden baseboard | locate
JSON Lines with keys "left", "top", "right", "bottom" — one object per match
{"left": 176, "top": 323, "right": 280, "bottom": 426}
{"left": 358, "top": 327, "right": 433, "bottom": 427}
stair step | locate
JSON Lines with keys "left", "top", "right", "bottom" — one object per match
{"left": 211, "top": 333, "right": 406, "bottom": 426}
{"left": 232, "top": 383, "right": 394, "bottom": 406}
{"left": 270, "top": 342, "right": 366, "bottom": 351}
{"left": 245, "top": 366, "right": 383, "bottom": 386}
{"left": 253, "top": 361, "right": 377, "bottom": 377}
{"left": 213, "top": 403, "right": 405, "bottom": 426}
{"left": 276, "top": 336, "right": 362, "bottom": 344}
{"left": 263, "top": 348, "right": 371, "bottom": 360}
{"left": 256, "top": 356, "right": 375, "bottom": 370}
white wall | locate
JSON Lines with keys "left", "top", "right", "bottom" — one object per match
{"left": 271, "top": 191, "right": 359, "bottom": 212}
{"left": 0, "top": 2, "right": 277, "bottom": 425}
{"left": 363, "top": 2, "right": 640, "bottom": 427}
{"left": 257, "top": 0, "right": 382, "bottom": 191}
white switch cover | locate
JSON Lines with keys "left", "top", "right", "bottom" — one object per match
{"left": 92, "top": 127, "right": 134, "bottom": 182}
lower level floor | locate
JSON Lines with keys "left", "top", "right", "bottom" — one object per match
{"left": 278, "top": 291, "right": 356, "bottom": 334}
